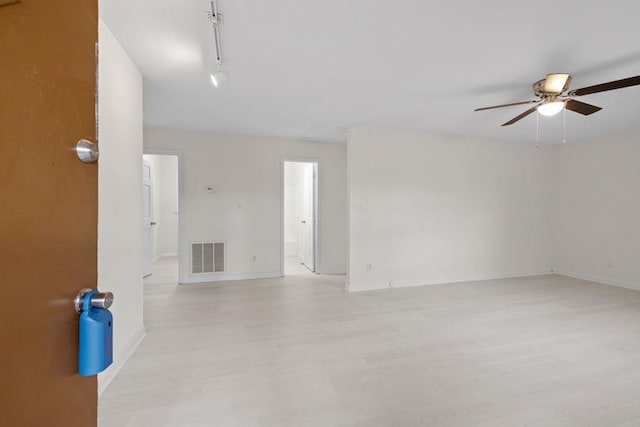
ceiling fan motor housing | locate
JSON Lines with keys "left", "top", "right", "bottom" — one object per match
{"left": 533, "top": 79, "right": 548, "bottom": 98}
{"left": 533, "top": 74, "right": 571, "bottom": 99}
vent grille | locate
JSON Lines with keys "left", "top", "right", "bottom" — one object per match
{"left": 191, "top": 242, "right": 225, "bottom": 274}
{"left": 301, "top": 125, "right": 347, "bottom": 143}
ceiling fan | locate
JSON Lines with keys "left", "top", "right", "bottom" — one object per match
{"left": 475, "top": 73, "right": 640, "bottom": 126}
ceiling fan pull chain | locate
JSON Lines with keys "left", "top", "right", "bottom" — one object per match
{"left": 536, "top": 111, "right": 539, "bottom": 147}
{"left": 563, "top": 107, "right": 567, "bottom": 144}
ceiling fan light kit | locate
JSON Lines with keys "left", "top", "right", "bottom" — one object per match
{"left": 475, "top": 72, "right": 640, "bottom": 128}
{"left": 537, "top": 100, "right": 565, "bottom": 117}
{"left": 541, "top": 73, "right": 571, "bottom": 95}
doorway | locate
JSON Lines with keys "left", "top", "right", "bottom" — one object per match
{"left": 142, "top": 153, "right": 180, "bottom": 281}
{"left": 283, "top": 160, "right": 318, "bottom": 275}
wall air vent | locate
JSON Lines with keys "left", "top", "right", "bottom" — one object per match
{"left": 191, "top": 241, "right": 225, "bottom": 274}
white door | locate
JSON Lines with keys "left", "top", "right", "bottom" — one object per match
{"left": 143, "top": 160, "right": 153, "bottom": 277}
{"left": 301, "top": 163, "right": 316, "bottom": 272}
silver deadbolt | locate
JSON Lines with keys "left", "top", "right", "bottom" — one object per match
{"left": 76, "top": 139, "right": 99, "bottom": 163}
{"left": 75, "top": 288, "right": 114, "bottom": 313}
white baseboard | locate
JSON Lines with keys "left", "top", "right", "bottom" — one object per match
{"left": 180, "top": 271, "right": 282, "bottom": 284}
{"left": 347, "top": 271, "right": 553, "bottom": 292}
{"left": 98, "top": 326, "right": 146, "bottom": 396}
{"left": 554, "top": 270, "right": 639, "bottom": 291}
{"left": 153, "top": 252, "right": 178, "bottom": 262}
{"left": 159, "top": 252, "right": 178, "bottom": 258}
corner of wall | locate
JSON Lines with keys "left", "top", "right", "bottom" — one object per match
{"left": 97, "top": 18, "right": 145, "bottom": 393}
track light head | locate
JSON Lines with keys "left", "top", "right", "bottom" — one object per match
{"left": 210, "top": 70, "right": 228, "bottom": 87}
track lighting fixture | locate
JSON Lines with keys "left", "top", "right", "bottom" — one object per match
{"left": 205, "top": 1, "right": 228, "bottom": 87}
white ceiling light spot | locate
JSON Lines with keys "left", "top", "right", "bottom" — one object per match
{"left": 167, "top": 42, "right": 201, "bottom": 65}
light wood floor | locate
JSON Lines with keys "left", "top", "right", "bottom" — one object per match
{"left": 99, "top": 259, "right": 640, "bottom": 426}
{"left": 284, "top": 255, "right": 315, "bottom": 276}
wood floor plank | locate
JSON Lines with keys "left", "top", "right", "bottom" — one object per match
{"left": 99, "top": 258, "right": 640, "bottom": 426}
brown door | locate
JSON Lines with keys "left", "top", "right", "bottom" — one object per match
{"left": 0, "top": 0, "right": 98, "bottom": 425}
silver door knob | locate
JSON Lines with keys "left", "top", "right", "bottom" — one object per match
{"left": 301, "top": 220, "right": 306, "bottom": 224}
{"left": 76, "top": 139, "right": 99, "bottom": 163}
{"left": 75, "top": 288, "right": 114, "bottom": 312}
{"left": 150, "top": 222, "right": 157, "bottom": 226}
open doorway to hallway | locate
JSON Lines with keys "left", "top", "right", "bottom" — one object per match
{"left": 283, "top": 160, "right": 318, "bottom": 276}
{"left": 143, "top": 153, "right": 180, "bottom": 281}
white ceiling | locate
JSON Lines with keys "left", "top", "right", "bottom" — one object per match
{"left": 100, "top": 0, "right": 640, "bottom": 143}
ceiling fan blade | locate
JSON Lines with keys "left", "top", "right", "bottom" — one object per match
{"left": 565, "top": 99, "right": 602, "bottom": 115}
{"left": 501, "top": 107, "right": 537, "bottom": 126}
{"left": 544, "top": 73, "right": 571, "bottom": 94}
{"left": 475, "top": 100, "right": 538, "bottom": 112}
{"left": 570, "top": 75, "right": 640, "bottom": 96}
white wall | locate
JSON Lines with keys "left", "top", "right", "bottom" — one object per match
{"left": 144, "top": 127, "right": 347, "bottom": 282}
{"left": 553, "top": 132, "right": 640, "bottom": 289}
{"left": 143, "top": 154, "right": 179, "bottom": 260}
{"left": 348, "top": 127, "right": 554, "bottom": 291}
{"left": 97, "top": 19, "right": 145, "bottom": 391}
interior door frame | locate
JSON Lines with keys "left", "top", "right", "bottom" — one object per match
{"left": 143, "top": 149, "right": 184, "bottom": 283}
{"left": 281, "top": 157, "right": 319, "bottom": 276}
{"left": 142, "top": 159, "right": 153, "bottom": 277}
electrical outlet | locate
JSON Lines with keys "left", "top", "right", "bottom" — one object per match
{"left": 252, "top": 256, "right": 256, "bottom": 261}
{"left": 366, "top": 263, "right": 372, "bottom": 272}
{"left": 607, "top": 259, "right": 614, "bottom": 268}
